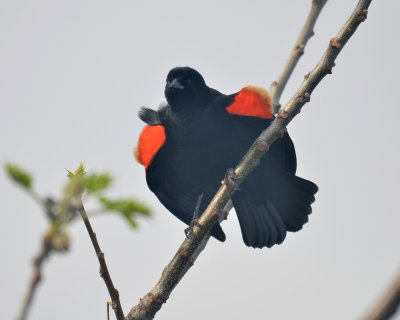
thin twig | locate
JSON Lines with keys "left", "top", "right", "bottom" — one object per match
{"left": 17, "top": 235, "right": 52, "bottom": 320}
{"left": 360, "top": 270, "right": 400, "bottom": 320}
{"left": 125, "top": 1, "right": 372, "bottom": 319}
{"left": 270, "top": 0, "right": 328, "bottom": 113}
{"left": 77, "top": 197, "right": 125, "bottom": 320}
{"left": 26, "top": 189, "right": 46, "bottom": 210}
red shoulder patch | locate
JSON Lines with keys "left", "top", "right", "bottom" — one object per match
{"left": 134, "top": 125, "right": 166, "bottom": 170}
{"left": 226, "top": 86, "right": 274, "bottom": 119}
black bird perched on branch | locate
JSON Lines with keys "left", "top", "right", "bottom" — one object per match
{"left": 135, "top": 67, "right": 318, "bottom": 248}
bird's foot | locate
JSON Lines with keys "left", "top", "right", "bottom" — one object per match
{"left": 224, "top": 168, "right": 240, "bottom": 191}
{"left": 217, "top": 209, "right": 229, "bottom": 221}
{"left": 184, "top": 193, "right": 207, "bottom": 243}
{"left": 184, "top": 219, "right": 207, "bottom": 243}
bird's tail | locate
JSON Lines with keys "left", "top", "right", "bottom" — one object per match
{"left": 232, "top": 168, "right": 318, "bottom": 248}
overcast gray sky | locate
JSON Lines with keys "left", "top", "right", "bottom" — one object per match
{"left": 1, "top": 1, "right": 399, "bottom": 319}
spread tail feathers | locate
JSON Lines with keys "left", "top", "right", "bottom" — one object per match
{"left": 232, "top": 168, "right": 318, "bottom": 248}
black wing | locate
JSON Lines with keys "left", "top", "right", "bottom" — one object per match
{"left": 202, "top": 93, "right": 317, "bottom": 248}
{"left": 146, "top": 142, "right": 226, "bottom": 241}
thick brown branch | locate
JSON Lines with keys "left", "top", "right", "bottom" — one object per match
{"left": 126, "top": 203, "right": 229, "bottom": 320}
{"left": 126, "top": 234, "right": 214, "bottom": 320}
{"left": 126, "top": 1, "right": 372, "bottom": 319}
{"left": 77, "top": 198, "right": 125, "bottom": 320}
{"left": 361, "top": 270, "right": 400, "bottom": 320}
{"left": 270, "top": 0, "right": 328, "bottom": 113}
{"left": 17, "top": 235, "right": 52, "bottom": 320}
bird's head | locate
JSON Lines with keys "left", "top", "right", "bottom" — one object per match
{"left": 164, "top": 67, "right": 210, "bottom": 111}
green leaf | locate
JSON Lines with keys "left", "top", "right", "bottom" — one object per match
{"left": 99, "top": 197, "right": 151, "bottom": 228}
{"left": 83, "top": 173, "right": 113, "bottom": 194}
{"left": 123, "top": 213, "right": 138, "bottom": 228}
{"left": 66, "top": 164, "right": 112, "bottom": 194}
{"left": 5, "top": 163, "right": 32, "bottom": 189}
{"left": 63, "top": 163, "right": 89, "bottom": 199}
{"left": 67, "top": 162, "right": 86, "bottom": 179}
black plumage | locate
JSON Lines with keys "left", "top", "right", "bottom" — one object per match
{"left": 137, "top": 67, "right": 318, "bottom": 248}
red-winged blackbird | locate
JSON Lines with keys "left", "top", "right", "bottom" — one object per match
{"left": 135, "top": 67, "right": 318, "bottom": 248}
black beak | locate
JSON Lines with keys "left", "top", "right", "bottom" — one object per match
{"left": 169, "top": 78, "right": 184, "bottom": 90}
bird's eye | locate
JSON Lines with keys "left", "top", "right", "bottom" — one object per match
{"left": 166, "top": 80, "right": 171, "bottom": 85}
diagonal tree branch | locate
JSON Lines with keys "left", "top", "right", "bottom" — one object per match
{"left": 270, "top": 0, "right": 328, "bottom": 113}
{"left": 77, "top": 196, "right": 125, "bottom": 320}
{"left": 126, "top": 0, "right": 372, "bottom": 319}
{"left": 360, "top": 269, "right": 400, "bottom": 320}
{"left": 17, "top": 235, "right": 52, "bottom": 320}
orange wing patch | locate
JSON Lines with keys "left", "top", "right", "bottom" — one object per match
{"left": 134, "top": 125, "right": 166, "bottom": 170}
{"left": 226, "top": 86, "right": 274, "bottom": 119}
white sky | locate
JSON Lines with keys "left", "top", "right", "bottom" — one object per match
{"left": 1, "top": 1, "right": 399, "bottom": 319}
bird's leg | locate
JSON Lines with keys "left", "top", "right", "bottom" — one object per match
{"left": 224, "top": 168, "right": 240, "bottom": 191}
{"left": 184, "top": 193, "right": 207, "bottom": 243}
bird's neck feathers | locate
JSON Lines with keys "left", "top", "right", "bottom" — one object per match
{"left": 168, "top": 85, "right": 213, "bottom": 113}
